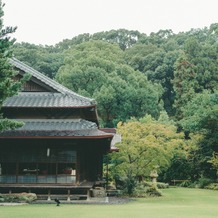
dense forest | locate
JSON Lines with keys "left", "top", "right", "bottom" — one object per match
{"left": 9, "top": 24, "right": 218, "bottom": 193}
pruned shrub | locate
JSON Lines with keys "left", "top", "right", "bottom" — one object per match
{"left": 0, "top": 192, "right": 37, "bottom": 203}
{"left": 205, "top": 183, "right": 218, "bottom": 190}
{"left": 142, "top": 181, "right": 169, "bottom": 189}
{"left": 133, "top": 182, "right": 163, "bottom": 197}
{"left": 146, "top": 185, "right": 162, "bottom": 197}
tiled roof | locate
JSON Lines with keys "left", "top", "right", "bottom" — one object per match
{"left": 9, "top": 58, "right": 96, "bottom": 106}
{"left": 0, "top": 119, "right": 113, "bottom": 138}
{"left": 3, "top": 92, "right": 94, "bottom": 108}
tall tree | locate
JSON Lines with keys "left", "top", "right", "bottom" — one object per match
{"left": 56, "top": 40, "right": 163, "bottom": 127}
{"left": 0, "top": 1, "right": 25, "bottom": 130}
{"left": 172, "top": 54, "right": 197, "bottom": 119}
{"left": 179, "top": 91, "right": 218, "bottom": 179}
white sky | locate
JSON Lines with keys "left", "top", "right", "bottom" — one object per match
{"left": 3, "top": 0, "right": 218, "bottom": 45}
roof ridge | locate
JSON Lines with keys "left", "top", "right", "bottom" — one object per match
{"left": 10, "top": 57, "right": 96, "bottom": 105}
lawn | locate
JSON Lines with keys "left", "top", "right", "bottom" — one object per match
{"left": 1, "top": 188, "right": 218, "bottom": 218}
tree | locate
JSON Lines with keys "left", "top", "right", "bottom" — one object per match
{"left": 13, "top": 42, "right": 64, "bottom": 78}
{"left": 183, "top": 37, "right": 218, "bottom": 93}
{"left": 110, "top": 115, "right": 188, "bottom": 194}
{"left": 56, "top": 40, "right": 163, "bottom": 127}
{"left": 92, "top": 29, "right": 142, "bottom": 50}
{"left": 179, "top": 91, "right": 218, "bottom": 179}
{"left": 172, "top": 54, "right": 198, "bottom": 119}
{"left": 0, "top": 1, "right": 26, "bottom": 130}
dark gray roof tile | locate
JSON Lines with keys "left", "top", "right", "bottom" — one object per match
{"left": 17, "top": 119, "right": 97, "bottom": 131}
{"left": 0, "top": 119, "right": 113, "bottom": 138}
{"left": 3, "top": 92, "right": 94, "bottom": 108}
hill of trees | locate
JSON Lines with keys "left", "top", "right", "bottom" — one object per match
{"left": 11, "top": 24, "right": 218, "bottom": 190}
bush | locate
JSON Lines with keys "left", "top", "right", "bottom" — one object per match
{"left": 142, "top": 181, "right": 169, "bottom": 189}
{"left": 132, "top": 182, "right": 163, "bottom": 197}
{"left": 197, "top": 177, "right": 213, "bottom": 188}
{"left": 179, "top": 180, "right": 192, "bottom": 187}
{"left": 0, "top": 192, "right": 37, "bottom": 203}
{"left": 205, "top": 183, "right": 218, "bottom": 190}
{"left": 146, "top": 185, "right": 162, "bottom": 197}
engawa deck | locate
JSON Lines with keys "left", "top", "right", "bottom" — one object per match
{"left": 0, "top": 182, "right": 95, "bottom": 201}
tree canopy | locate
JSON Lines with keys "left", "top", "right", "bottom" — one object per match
{"left": 56, "top": 40, "right": 163, "bottom": 126}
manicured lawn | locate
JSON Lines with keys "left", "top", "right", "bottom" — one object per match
{"left": 1, "top": 188, "right": 218, "bottom": 218}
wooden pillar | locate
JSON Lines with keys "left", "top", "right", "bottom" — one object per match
{"left": 47, "top": 189, "right": 51, "bottom": 201}
{"left": 87, "top": 189, "right": 91, "bottom": 201}
{"left": 16, "top": 162, "right": 19, "bottom": 183}
{"left": 55, "top": 163, "right": 58, "bottom": 183}
{"left": 67, "top": 189, "right": 71, "bottom": 201}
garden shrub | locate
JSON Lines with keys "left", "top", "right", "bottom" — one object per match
{"left": 146, "top": 185, "right": 162, "bottom": 197}
{"left": 179, "top": 180, "right": 192, "bottom": 187}
{"left": 197, "top": 177, "right": 213, "bottom": 188}
{"left": 0, "top": 193, "right": 37, "bottom": 203}
{"left": 132, "top": 183, "right": 163, "bottom": 197}
{"left": 142, "top": 181, "right": 169, "bottom": 189}
{"left": 205, "top": 183, "right": 218, "bottom": 190}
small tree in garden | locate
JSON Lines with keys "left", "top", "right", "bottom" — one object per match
{"left": 110, "top": 114, "right": 188, "bottom": 195}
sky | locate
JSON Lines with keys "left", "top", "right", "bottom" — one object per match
{"left": 3, "top": 0, "right": 218, "bottom": 46}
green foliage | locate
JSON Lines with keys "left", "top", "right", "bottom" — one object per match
{"left": 146, "top": 184, "right": 162, "bottom": 197}
{"left": 0, "top": 193, "right": 37, "bottom": 203}
{"left": 179, "top": 180, "right": 192, "bottom": 187}
{"left": 13, "top": 42, "right": 64, "bottom": 78}
{"left": 177, "top": 91, "right": 218, "bottom": 180}
{"left": 12, "top": 24, "right": 218, "bottom": 120}
{"left": 0, "top": 1, "right": 28, "bottom": 131}
{"left": 172, "top": 54, "right": 197, "bottom": 119}
{"left": 110, "top": 115, "right": 188, "bottom": 194}
{"left": 196, "top": 177, "right": 213, "bottom": 189}
{"left": 205, "top": 183, "right": 218, "bottom": 190}
{"left": 0, "top": 118, "right": 23, "bottom": 131}
{"left": 208, "top": 152, "right": 218, "bottom": 175}
{"left": 56, "top": 40, "right": 163, "bottom": 127}
{"left": 181, "top": 91, "right": 218, "bottom": 133}
{"left": 132, "top": 182, "right": 163, "bottom": 198}
{"left": 142, "top": 181, "right": 169, "bottom": 189}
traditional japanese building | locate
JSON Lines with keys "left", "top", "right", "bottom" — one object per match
{"left": 0, "top": 58, "right": 117, "bottom": 200}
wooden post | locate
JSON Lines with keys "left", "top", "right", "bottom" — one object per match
{"left": 67, "top": 189, "right": 71, "bottom": 201}
{"left": 87, "top": 189, "right": 91, "bottom": 201}
{"left": 47, "top": 189, "right": 51, "bottom": 201}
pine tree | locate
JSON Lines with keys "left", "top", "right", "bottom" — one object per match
{"left": 0, "top": 1, "right": 26, "bottom": 130}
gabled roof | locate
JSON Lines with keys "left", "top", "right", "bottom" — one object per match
{"left": 8, "top": 58, "right": 96, "bottom": 107}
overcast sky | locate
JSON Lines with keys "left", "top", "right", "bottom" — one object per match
{"left": 3, "top": 0, "right": 218, "bottom": 45}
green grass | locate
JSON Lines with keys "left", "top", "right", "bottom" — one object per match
{"left": 1, "top": 188, "right": 218, "bottom": 218}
